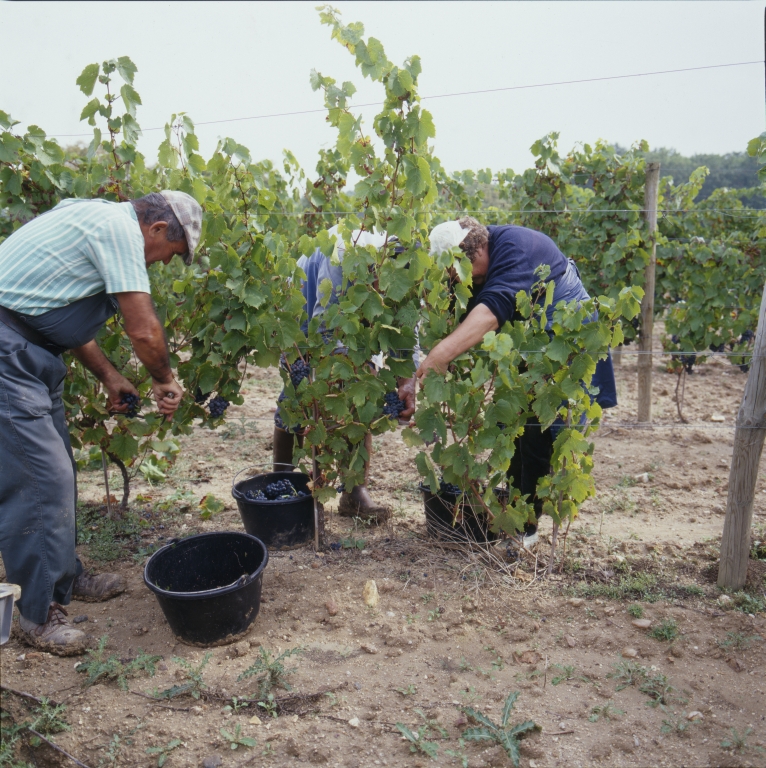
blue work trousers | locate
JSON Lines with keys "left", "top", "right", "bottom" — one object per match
{"left": 0, "top": 323, "right": 81, "bottom": 624}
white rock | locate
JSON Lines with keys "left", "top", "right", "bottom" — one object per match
{"left": 363, "top": 580, "right": 379, "bottom": 608}
{"left": 635, "top": 472, "right": 650, "bottom": 483}
{"left": 348, "top": 717, "right": 360, "bottom": 727}
{"left": 710, "top": 414, "right": 725, "bottom": 423}
{"left": 622, "top": 647, "right": 639, "bottom": 658}
{"left": 632, "top": 618, "right": 652, "bottom": 629}
{"left": 249, "top": 715, "right": 262, "bottom": 725}
{"left": 568, "top": 598, "right": 584, "bottom": 607}
{"left": 718, "top": 595, "right": 733, "bottom": 606}
{"left": 687, "top": 711, "right": 703, "bottom": 721}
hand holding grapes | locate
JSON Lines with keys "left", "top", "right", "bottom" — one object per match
{"left": 104, "top": 373, "right": 139, "bottom": 415}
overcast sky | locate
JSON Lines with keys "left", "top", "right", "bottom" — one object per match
{"left": 1, "top": 1, "right": 763, "bottom": 177}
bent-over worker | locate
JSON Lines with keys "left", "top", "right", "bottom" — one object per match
{"left": 0, "top": 191, "right": 202, "bottom": 655}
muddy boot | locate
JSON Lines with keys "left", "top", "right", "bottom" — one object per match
{"left": 18, "top": 603, "right": 89, "bottom": 656}
{"left": 272, "top": 427, "right": 296, "bottom": 473}
{"left": 338, "top": 485, "right": 391, "bottom": 524}
{"left": 72, "top": 571, "right": 127, "bottom": 602}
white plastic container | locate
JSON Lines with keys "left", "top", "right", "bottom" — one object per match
{"left": 0, "top": 583, "right": 21, "bottom": 645}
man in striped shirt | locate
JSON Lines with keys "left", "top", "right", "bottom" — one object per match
{"left": 0, "top": 191, "right": 202, "bottom": 655}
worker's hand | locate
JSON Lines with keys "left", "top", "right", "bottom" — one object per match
{"left": 104, "top": 373, "right": 139, "bottom": 414}
{"left": 415, "top": 350, "right": 450, "bottom": 387}
{"left": 397, "top": 376, "right": 416, "bottom": 421}
{"left": 151, "top": 378, "right": 184, "bottom": 419}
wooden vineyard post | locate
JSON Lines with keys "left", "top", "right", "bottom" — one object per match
{"left": 718, "top": 282, "right": 766, "bottom": 590}
{"left": 637, "top": 162, "right": 660, "bottom": 422}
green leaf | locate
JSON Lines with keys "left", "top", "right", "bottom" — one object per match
{"left": 115, "top": 56, "right": 137, "bottom": 84}
{"left": 76, "top": 63, "right": 100, "bottom": 95}
{"left": 79, "top": 98, "right": 101, "bottom": 124}
{"left": 120, "top": 84, "right": 142, "bottom": 118}
{"left": 109, "top": 432, "right": 139, "bottom": 462}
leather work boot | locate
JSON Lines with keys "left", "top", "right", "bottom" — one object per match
{"left": 272, "top": 426, "right": 300, "bottom": 472}
{"left": 18, "top": 603, "right": 89, "bottom": 656}
{"left": 338, "top": 485, "right": 391, "bottom": 524}
{"left": 72, "top": 571, "right": 127, "bottom": 602}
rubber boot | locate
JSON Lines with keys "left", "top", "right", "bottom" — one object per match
{"left": 272, "top": 427, "right": 296, "bottom": 473}
{"left": 338, "top": 434, "right": 391, "bottom": 524}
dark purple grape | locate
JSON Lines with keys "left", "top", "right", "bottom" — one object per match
{"left": 382, "top": 391, "right": 406, "bottom": 419}
{"left": 208, "top": 396, "right": 229, "bottom": 418}
{"left": 195, "top": 388, "right": 210, "bottom": 405}
{"left": 120, "top": 393, "right": 140, "bottom": 418}
{"left": 264, "top": 479, "right": 298, "bottom": 500}
{"left": 288, "top": 360, "right": 311, "bottom": 388}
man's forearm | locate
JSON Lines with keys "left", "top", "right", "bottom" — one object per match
{"left": 114, "top": 292, "right": 173, "bottom": 384}
{"left": 128, "top": 325, "right": 173, "bottom": 384}
{"left": 429, "top": 303, "right": 499, "bottom": 367}
{"left": 70, "top": 340, "right": 120, "bottom": 384}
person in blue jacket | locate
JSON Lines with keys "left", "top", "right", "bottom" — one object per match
{"left": 417, "top": 216, "right": 616, "bottom": 548}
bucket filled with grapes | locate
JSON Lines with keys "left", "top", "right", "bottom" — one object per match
{"left": 419, "top": 478, "right": 503, "bottom": 544}
{"left": 231, "top": 470, "right": 314, "bottom": 550}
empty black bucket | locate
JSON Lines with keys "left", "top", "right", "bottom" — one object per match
{"left": 232, "top": 469, "right": 314, "bottom": 550}
{"left": 419, "top": 483, "right": 504, "bottom": 544}
{"left": 144, "top": 532, "right": 268, "bottom": 647}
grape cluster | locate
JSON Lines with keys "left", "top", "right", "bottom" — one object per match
{"left": 670, "top": 335, "right": 696, "bottom": 374}
{"left": 194, "top": 388, "right": 210, "bottom": 405}
{"left": 741, "top": 329, "right": 755, "bottom": 344}
{"left": 120, "top": 393, "right": 140, "bottom": 418}
{"left": 382, "top": 391, "right": 406, "bottom": 419}
{"left": 208, "top": 396, "right": 229, "bottom": 418}
{"left": 244, "top": 489, "right": 266, "bottom": 501}
{"left": 289, "top": 360, "right": 311, "bottom": 387}
{"left": 438, "top": 477, "right": 461, "bottom": 496}
{"left": 262, "top": 479, "right": 309, "bottom": 500}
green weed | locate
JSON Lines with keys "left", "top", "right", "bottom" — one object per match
{"left": 237, "top": 646, "right": 302, "bottom": 699}
{"left": 717, "top": 632, "right": 761, "bottom": 651}
{"left": 627, "top": 604, "right": 644, "bottom": 618}
{"left": 146, "top": 738, "right": 182, "bottom": 767}
{"left": 77, "top": 635, "right": 161, "bottom": 690}
{"left": 588, "top": 702, "right": 624, "bottom": 722}
{"left": 661, "top": 713, "right": 696, "bottom": 737}
{"left": 395, "top": 684, "right": 417, "bottom": 697}
{"left": 649, "top": 618, "right": 680, "bottom": 642}
{"left": 720, "top": 727, "right": 759, "bottom": 753}
{"left": 461, "top": 691, "right": 537, "bottom": 768}
{"left": 220, "top": 723, "right": 257, "bottom": 751}
{"left": 396, "top": 709, "right": 448, "bottom": 761}
{"left": 153, "top": 653, "right": 211, "bottom": 700}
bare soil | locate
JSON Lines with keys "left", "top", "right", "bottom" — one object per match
{"left": 2, "top": 352, "right": 766, "bottom": 768}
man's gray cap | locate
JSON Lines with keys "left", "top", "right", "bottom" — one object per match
{"left": 160, "top": 190, "right": 203, "bottom": 265}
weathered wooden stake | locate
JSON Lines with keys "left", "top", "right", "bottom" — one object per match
{"left": 718, "top": 281, "right": 766, "bottom": 590}
{"left": 637, "top": 162, "right": 660, "bottom": 423}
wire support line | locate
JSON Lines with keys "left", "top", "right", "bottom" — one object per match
{"left": 208, "top": 414, "right": 761, "bottom": 430}
{"left": 47, "top": 59, "right": 764, "bottom": 138}
{"left": 247, "top": 208, "right": 765, "bottom": 216}
{"left": 612, "top": 350, "right": 758, "bottom": 357}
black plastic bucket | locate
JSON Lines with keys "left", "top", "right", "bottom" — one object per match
{"left": 143, "top": 532, "right": 268, "bottom": 647}
{"left": 231, "top": 469, "right": 314, "bottom": 550}
{"left": 419, "top": 483, "right": 504, "bottom": 544}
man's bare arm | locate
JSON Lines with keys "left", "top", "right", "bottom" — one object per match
{"left": 415, "top": 303, "right": 499, "bottom": 382}
{"left": 114, "top": 291, "right": 184, "bottom": 417}
{"left": 114, "top": 292, "right": 173, "bottom": 383}
{"left": 70, "top": 341, "right": 137, "bottom": 412}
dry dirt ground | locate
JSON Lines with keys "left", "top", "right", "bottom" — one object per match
{"left": 2, "top": 351, "right": 766, "bottom": 768}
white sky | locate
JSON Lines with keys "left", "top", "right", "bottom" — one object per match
{"left": 1, "top": 1, "right": 763, "bottom": 177}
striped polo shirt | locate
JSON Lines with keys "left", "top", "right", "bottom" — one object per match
{"left": 0, "top": 198, "right": 150, "bottom": 316}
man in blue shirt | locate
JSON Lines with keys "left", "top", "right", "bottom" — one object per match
{"left": 417, "top": 217, "right": 616, "bottom": 548}
{"left": 0, "top": 191, "right": 201, "bottom": 655}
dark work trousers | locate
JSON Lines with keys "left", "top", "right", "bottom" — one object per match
{"left": 507, "top": 414, "right": 553, "bottom": 534}
{"left": 0, "top": 323, "right": 81, "bottom": 623}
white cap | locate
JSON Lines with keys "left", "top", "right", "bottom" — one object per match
{"left": 428, "top": 221, "right": 469, "bottom": 256}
